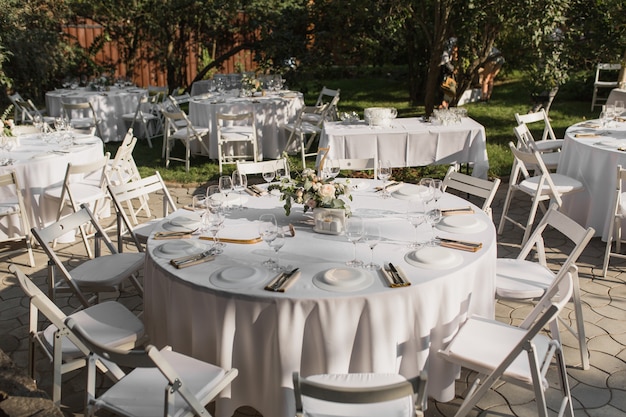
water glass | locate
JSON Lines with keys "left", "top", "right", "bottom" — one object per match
{"left": 426, "top": 208, "right": 442, "bottom": 246}
{"left": 269, "top": 230, "right": 286, "bottom": 271}
{"left": 231, "top": 170, "right": 247, "bottom": 209}
{"left": 364, "top": 223, "right": 381, "bottom": 270}
{"left": 258, "top": 214, "right": 278, "bottom": 267}
{"left": 377, "top": 160, "right": 392, "bottom": 198}
{"left": 345, "top": 216, "right": 364, "bottom": 267}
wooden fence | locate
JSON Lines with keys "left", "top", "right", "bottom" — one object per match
{"left": 63, "top": 18, "right": 256, "bottom": 88}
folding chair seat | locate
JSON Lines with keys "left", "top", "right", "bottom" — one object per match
{"left": 442, "top": 165, "right": 501, "bottom": 219}
{"left": 107, "top": 171, "right": 177, "bottom": 253}
{"left": 161, "top": 108, "right": 210, "bottom": 172}
{"left": 216, "top": 112, "right": 258, "bottom": 174}
{"left": 10, "top": 264, "right": 144, "bottom": 405}
{"left": 515, "top": 109, "right": 563, "bottom": 152}
{"left": 61, "top": 101, "right": 103, "bottom": 139}
{"left": 514, "top": 124, "right": 560, "bottom": 170}
{"left": 293, "top": 371, "right": 428, "bottom": 417}
{"left": 439, "top": 264, "right": 576, "bottom": 417}
{"left": 0, "top": 171, "right": 35, "bottom": 266}
{"left": 31, "top": 206, "right": 144, "bottom": 308}
{"left": 283, "top": 106, "right": 328, "bottom": 169}
{"left": 603, "top": 164, "right": 626, "bottom": 277}
{"left": 497, "top": 142, "right": 583, "bottom": 245}
{"left": 496, "top": 204, "right": 594, "bottom": 369}
{"left": 121, "top": 95, "right": 161, "bottom": 148}
{"left": 65, "top": 316, "right": 238, "bottom": 417}
{"left": 591, "top": 63, "right": 621, "bottom": 110}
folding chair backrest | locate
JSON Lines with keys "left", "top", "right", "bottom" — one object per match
{"left": 108, "top": 171, "right": 176, "bottom": 217}
{"left": 595, "top": 63, "right": 621, "bottom": 83}
{"left": 162, "top": 109, "right": 190, "bottom": 131}
{"left": 442, "top": 166, "right": 501, "bottom": 217}
{"left": 61, "top": 153, "right": 110, "bottom": 209}
{"left": 515, "top": 109, "right": 558, "bottom": 142}
{"left": 148, "top": 85, "right": 168, "bottom": 102}
{"left": 108, "top": 130, "right": 139, "bottom": 185}
{"left": 236, "top": 158, "right": 289, "bottom": 175}
{"left": 513, "top": 124, "right": 541, "bottom": 152}
{"left": 508, "top": 141, "right": 564, "bottom": 201}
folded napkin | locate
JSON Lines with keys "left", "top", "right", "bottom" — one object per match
{"left": 441, "top": 206, "right": 474, "bottom": 216}
{"left": 264, "top": 269, "right": 301, "bottom": 292}
{"left": 245, "top": 184, "right": 267, "bottom": 197}
{"left": 375, "top": 182, "right": 404, "bottom": 193}
{"left": 153, "top": 231, "right": 194, "bottom": 240}
{"left": 438, "top": 237, "right": 482, "bottom": 252}
{"left": 182, "top": 205, "right": 204, "bottom": 212}
{"left": 169, "top": 252, "right": 215, "bottom": 269}
{"left": 382, "top": 263, "right": 411, "bottom": 288}
{"left": 575, "top": 133, "right": 600, "bottom": 138}
{"left": 615, "top": 117, "right": 626, "bottom": 123}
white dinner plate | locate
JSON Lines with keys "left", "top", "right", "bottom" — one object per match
{"left": 436, "top": 215, "right": 487, "bottom": 234}
{"left": 30, "top": 153, "right": 56, "bottom": 160}
{"left": 209, "top": 266, "right": 268, "bottom": 289}
{"left": 162, "top": 215, "right": 202, "bottom": 232}
{"left": 210, "top": 193, "right": 248, "bottom": 207}
{"left": 153, "top": 240, "right": 210, "bottom": 259}
{"left": 313, "top": 267, "right": 374, "bottom": 292}
{"left": 404, "top": 246, "right": 463, "bottom": 270}
{"left": 392, "top": 184, "right": 429, "bottom": 200}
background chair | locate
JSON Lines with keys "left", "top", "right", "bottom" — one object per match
{"left": 591, "top": 63, "right": 621, "bottom": 110}
{"left": 61, "top": 101, "right": 103, "bottom": 139}
{"left": 515, "top": 109, "right": 563, "bottom": 152}
{"left": 107, "top": 129, "right": 140, "bottom": 186}
{"left": 293, "top": 371, "right": 427, "bottom": 417}
{"left": 496, "top": 204, "right": 594, "bottom": 370}
{"left": 301, "top": 86, "right": 341, "bottom": 124}
{"left": 31, "top": 206, "right": 144, "bottom": 308}
{"left": 11, "top": 264, "right": 144, "bottom": 405}
{"left": 283, "top": 106, "right": 328, "bottom": 169}
{"left": 161, "top": 108, "right": 210, "bottom": 172}
{"left": 65, "top": 316, "right": 238, "bottom": 417}
{"left": 603, "top": 164, "right": 626, "bottom": 278}
{"left": 236, "top": 158, "right": 289, "bottom": 176}
{"left": 216, "top": 112, "right": 258, "bottom": 174}
{"left": 442, "top": 165, "right": 501, "bottom": 220}
{"left": 122, "top": 95, "right": 161, "bottom": 148}
{"left": 107, "top": 171, "right": 177, "bottom": 253}
{"left": 439, "top": 267, "right": 575, "bottom": 417}
{"left": 0, "top": 171, "right": 35, "bottom": 266}
{"left": 497, "top": 142, "right": 583, "bottom": 245}
{"left": 513, "top": 124, "right": 560, "bottom": 170}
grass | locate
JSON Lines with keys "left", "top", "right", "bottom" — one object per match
{"left": 109, "top": 70, "right": 600, "bottom": 185}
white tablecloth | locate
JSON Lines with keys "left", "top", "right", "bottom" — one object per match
{"left": 144, "top": 180, "right": 497, "bottom": 417}
{"left": 0, "top": 133, "right": 104, "bottom": 239}
{"left": 45, "top": 87, "right": 146, "bottom": 142}
{"left": 318, "top": 118, "right": 489, "bottom": 178}
{"left": 188, "top": 91, "right": 304, "bottom": 159}
{"left": 557, "top": 119, "right": 626, "bottom": 239}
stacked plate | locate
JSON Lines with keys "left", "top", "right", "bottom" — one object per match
{"left": 210, "top": 266, "right": 268, "bottom": 289}
{"left": 313, "top": 267, "right": 374, "bottom": 292}
{"left": 162, "top": 215, "right": 202, "bottom": 232}
{"left": 436, "top": 215, "right": 487, "bottom": 234}
{"left": 404, "top": 246, "right": 463, "bottom": 270}
{"left": 153, "top": 240, "right": 211, "bottom": 259}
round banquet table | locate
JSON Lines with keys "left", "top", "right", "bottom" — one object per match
{"left": 0, "top": 132, "right": 104, "bottom": 239}
{"left": 143, "top": 180, "right": 497, "bottom": 417}
{"left": 188, "top": 90, "right": 304, "bottom": 160}
{"left": 557, "top": 119, "right": 626, "bottom": 240}
{"left": 45, "top": 87, "right": 146, "bottom": 142}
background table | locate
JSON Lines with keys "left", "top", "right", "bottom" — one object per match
{"left": 45, "top": 87, "right": 146, "bottom": 142}
{"left": 557, "top": 120, "right": 626, "bottom": 239}
{"left": 0, "top": 133, "right": 104, "bottom": 239}
{"left": 188, "top": 91, "right": 304, "bottom": 160}
{"left": 319, "top": 117, "right": 489, "bottom": 178}
{"left": 144, "top": 181, "right": 497, "bottom": 417}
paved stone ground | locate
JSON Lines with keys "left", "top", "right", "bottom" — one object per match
{"left": 0, "top": 180, "right": 624, "bottom": 417}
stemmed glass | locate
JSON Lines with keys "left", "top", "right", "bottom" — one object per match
{"left": 206, "top": 185, "right": 222, "bottom": 212}
{"left": 363, "top": 223, "right": 381, "bottom": 270}
{"left": 326, "top": 159, "right": 341, "bottom": 180}
{"left": 418, "top": 178, "right": 435, "bottom": 207}
{"left": 269, "top": 229, "right": 285, "bottom": 271}
{"left": 276, "top": 164, "right": 289, "bottom": 181}
{"left": 206, "top": 210, "right": 225, "bottom": 254}
{"left": 258, "top": 214, "right": 278, "bottom": 267}
{"left": 219, "top": 175, "right": 233, "bottom": 210}
{"left": 615, "top": 100, "right": 625, "bottom": 119}
{"left": 430, "top": 179, "right": 443, "bottom": 207}
{"left": 262, "top": 168, "right": 275, "bottom": 196}
{"left": 345, "top": 216, "right": 364, "bottom": 267}
{"left": 407, "top": 210, "right": 426, "bottom": 249}
{"left": 426, "top": 208, "right": 442, "bottom": 246}
{"left": 377, "top": 160, "right": 392, "bottom": 198}
{"left": 231, "top": 170, "right": 247, "bottom": 209}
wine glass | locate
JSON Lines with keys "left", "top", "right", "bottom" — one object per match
{"left": 363, "top": 223, "right": 381, "bottom": 270}
{"left": 615, "top": 100, "right": 625, "bottom": 118}
{"left": 377, "top": 160, "right": 392, "bottom": 198}
{"left": 206, "top": 185, "right": 223, "bottom": 213}
{"left": 192, "top": 193, "right": 207, "bottom": 212}
{"left": 276, "top": 164, "right": 290, "bottom": 181}
{"left": 407, "top": 211, "right": 426, "bottom": 249}
{"left": 206, "top": 210, "right": 225, "bottom": 254}
{"left": 269, "top": 229, "right": 285, "bottom": 271}
{"left": 426, "top": 208, "right": 442, "bottom": 246}
{"left": 262, "top": 167, "right": 275, "bottom": 194}
{"left": 258, "top": 214, "right": 278, "bottom": 267}
{"left": 327, "top": 159, "right": 341, "bottom": 180}
{"left": 231, "top": 170, "right": 247, "bottom": 209}
{"left": 345, "top": 216, "right": 364, "bottom": 267}
{"left": 219, "top": 175, "right": 233, "bottom": 210}
{"left": 418, "top": 178, "right": 435, "bottom": 207}
{"left": 430, "top": 179, "right": 443, "bottom": 207}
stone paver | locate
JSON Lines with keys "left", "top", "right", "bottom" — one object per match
{"left": 0, "top": 179, "right": 625, "bottom": 417}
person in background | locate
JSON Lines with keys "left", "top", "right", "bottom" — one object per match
{"left": 480, "top": 47, "right": 505, "bottom": 102}
{"left": 439, "top": 37, "right": 458, "bottom": 109}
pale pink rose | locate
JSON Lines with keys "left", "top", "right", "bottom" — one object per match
{"left": 318, "top": 183, "right": 336, "bottom": 199}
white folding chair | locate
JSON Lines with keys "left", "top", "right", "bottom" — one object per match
{"left": 442, "top": 165, "right": 501, "bottom": 219}
{"left": 283, "top": 105, "right": 328, "bottom": 169}
{"left": 439, "top": 266, "right": 576, "bottom": 417}
{"left": 591, "top": 63, "right": 621, "bottom": 110}
{"left": 31, "top": 205, "right": 144, "bottom": 308}
{"left": 603, "top": 164, "right": 626, "bottom": 277}
{"left": 513, "top": 124, "right": 560, "bottom": 170}
{"left": 107, "top": 171, "right": 177, "bottom": 253}
{"left": 61, "top": 101, "right": 103, "bottom": 139}
{"left": 107, "top": 129, "right": 140, "bottom": 186}
{"left": 496, "top": 204, "right": 595, "bottom": 370}
{"left": 216, "top": 112, "right": 258, "bottom": 174}
{"left": 161, "top": 108, "right": 210, "bottom": 172}
{"left": 515, "top": 109, "right": 564, "bottom": 152}
{"left": 302, "top": 86, "right": 341, "bottom": 124}
{"left": 10, "top": 264, "right": 144, "bottom": 405}
{"left": 65, "top": 316, "right": 238, "bottom": 417}
{"left": 236, "top": 158, "right": 290, "bottom": 176}
{"left": 147, "top": 85, "right": 168, "bottom": 103}
{"left": 497, "top": 142, "right": 583, "bottom": 245}
{"left": 121, "top": 95, "right": 161, "bottom": 148}
{"left": 293, "top": 371, "right": 428, "bottom": 417}
{"left": 0, "top": 171, "right": 35, "bottom": 266}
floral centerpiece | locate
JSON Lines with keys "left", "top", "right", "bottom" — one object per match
{"left": 1, "top": 105, "right": 14, "bottom": 136}
{"left": 241, "top": 73, "right": 261, "bottom": 96}
{"left": 269, "top": 168, "right": 352, "bottom": 216}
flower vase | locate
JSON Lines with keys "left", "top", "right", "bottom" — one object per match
{"left": 313, "top": 208, "right": 346, "bottom": 235}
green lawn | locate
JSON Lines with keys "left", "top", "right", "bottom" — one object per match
{"left": 111, "top": 72, "right": 600, "bottom": 185}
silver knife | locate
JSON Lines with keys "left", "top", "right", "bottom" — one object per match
{"left": 385, "top": 263, "right": 401, "bottom": 285}
{"left": 388, "top": 263, "right": 404, "bottom": 285}
{"left": 272, "top": 268, "right": 299, "bottom": 291}
{"left": 171, "top": 249, "right": 215, "bottom": 266}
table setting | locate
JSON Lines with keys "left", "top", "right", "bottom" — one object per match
{"left": 143, "top": 170, "right": 497, "bottom": 417}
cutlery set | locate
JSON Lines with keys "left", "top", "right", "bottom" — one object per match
{"left": 437, "top": 237, "right": 482, "bottom": 252}
{"left": 169, "top": 248, "right": 217, "bottom": 268}
{"left": 245, "top": 185, "right": 267, "bottom": 197}
{"left": 382, "top": 263, "right": 411, "bottom": 288}
{"left": 441, "top": 206, "right": 474, "bottom": 215}
{"left": 264, "top": 268, "right": 300, "bottom": 292}
{"left": 153, "top": 229, "right": 197, "bottom": 239}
